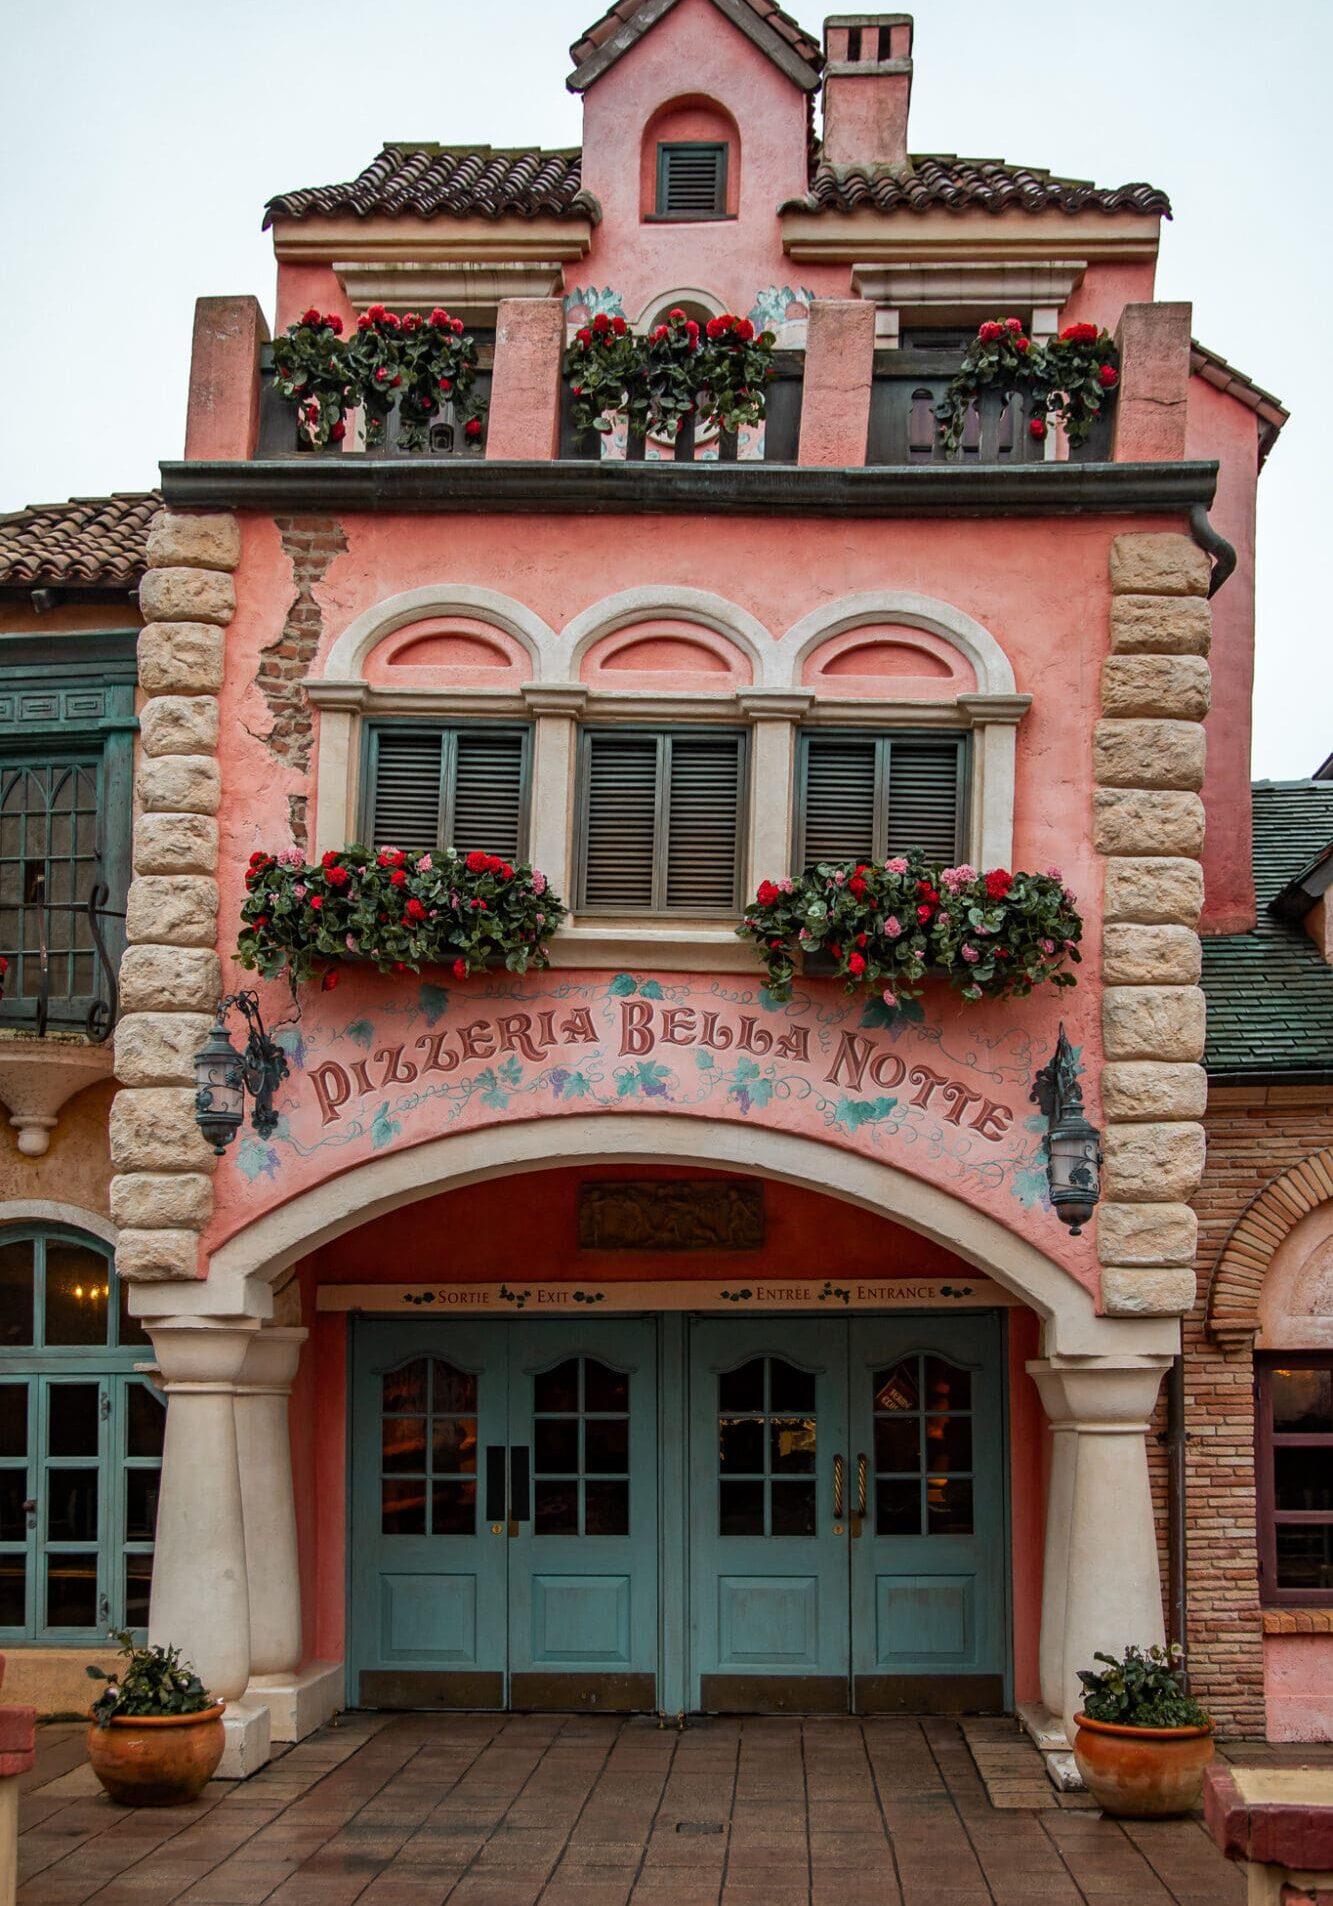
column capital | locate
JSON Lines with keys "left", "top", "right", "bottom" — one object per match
{"left": 521, "top": 683, "right": 588, "bottom": 717}
{"left": 1027, "top": 1355, "right": 1172, "bottom": 1431}
{"left": 145, "top": 1318, "right": 261, "bottom": 1388}
{"left": 236, "top": 1327, "right": 308, "bottom": 1395}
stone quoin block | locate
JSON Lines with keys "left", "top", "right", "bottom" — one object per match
{"left": 1096, "top": 1201, "right": 1198, "bottom": 1267}
{"left": 1100, "top": 1264, "right": 1198, "bottom": 1316}
{"left": 109, "top": 1088, "right": 218, "bottom": 1174}
{"left": 145, "top": 510, "right": 241, "bottom": 573}
{"left": 1101, "top": 653, "right": 1212, "bottom": 720}
{"left": 1109, "top": 533, "right": 1212, "bottom": 598}
{"left": 1093, "top": 719, "right": 1207, "bottom": 791}
{"left": 126, "top": 875, "right": 219, "bottom": 948}
{"left": 1102, "top": 986, "right": 1207, "bottom": 1063}
{"left": 1093, "top": 788, "right": 1206, "bottom": 858}
{"left": 138, "top": 695, "right": 220, "bottom": 759}
{"left": 114, "top": 1012, "right": 214, "bottom": 1088}
{"left": 137, "top": 753, "right": 222, "bottom": 816}
{"left": 137, "top": 622, "right": 226, "bottom": 695}
{"left": 133, "top": 812, "right": 220, "bottom": 876}
{"left": 1101, "top": 1121, "right": 1207, "bottom": 1201}
{"left": 115, "top": 1229, "right": 202, "bottom": 1283}
{"left": 1102, "top": 858, "right": 1204, "bottom": 927}
{"left": 119, "top": 945, "right": 222, "bottom": 1015}
{"left": 138, "top": 566, "right": 236, "bottom": 626}
{"left": 1100, "top": 1061, "right": 1208, "bottom": 1122}
{"left": 1109, "top": 593, "right": 1213, "bottom": 655}
{"left": 1101, "top": 924, "right": 1202, "bottom": 986}
{"left": 111, "top": 1172, "right": 214, "bottom": 1231}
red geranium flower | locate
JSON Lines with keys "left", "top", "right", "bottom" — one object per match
{"left": 756, "top": 879, "right": 780, "bottom": 906}
{"left": 916, "top": 905, "right": 933, "bottom": 924}
{"left": 984, "top": 869, "right": 1013, "bottom": 901}
{"left": 389, "top": 870, "right": 407, "bottom": 887}
{"left": 326, "top": 866, "right": 351, "bottom": 889}
{"left": 329, "top": 420, "right": 346, "bottom": 441}
{"left": 1029, "top": 417, "right": 1047, "bottom": 438}
{"left": 452, "top": 959, "right": 468, "bottom": 979}
{"left": 668, "top": 307, "right": 686, "bottom": 321}
{"left": 592, "top": 313, "right": 611, "bottom": 334}
{"left": 405, "top": 898, "right": 427, "bottom": 921}
{"left": 848, "top": 953, "right": 866, "bottom": 976}
{"left": 309, "top": 896, "right": 323, "bottom": 910}
{"left": 1098, "top": 364, "right": 1119, "bottom": 388}
{"left": 1060, "top": 322, "right": 1100, "bottom": 344}
{"left": 576, "top": 327, "right": 592, "bottom": 346}
{"left": 466, "top": 850, "right": 489, "bottom": 873}
{"left": 465, "top": 419, "right": 482, "bottom": 439}
{"left": 612, "top": 315, "right": 627, "bottom": 335}
{"left": 321, "top": 970, "right": 339, "bottom": 991}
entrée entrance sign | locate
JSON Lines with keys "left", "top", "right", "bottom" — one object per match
{"left": 316, "top": 1277, "right": 1021, "bottom": 1314}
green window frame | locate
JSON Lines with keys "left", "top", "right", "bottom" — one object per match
{"left": 576, "top": 725, "right": 748, "bottom": 916}
{"left": 0, "top": 1227, "right": 162, "bottom": 1644}
{"left": 794, "top": 730, "right": 969, "bottom": 871}
{"left": 654, "top": 141, "right": 729, "bottom": 219}
{"left": 362, "top": 723, "right": 532, "bottom": 862}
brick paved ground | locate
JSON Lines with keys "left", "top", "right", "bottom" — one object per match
{"left": 13, "top": 1710, "right": 1270, "bottom": 1905}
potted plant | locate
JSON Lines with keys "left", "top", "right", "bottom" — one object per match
{"left": 85, "top": 1632, "right": 225, "bottom": 1806}
{"left": 1073, "top": 1644, "right": 1213, "bottom": 1817}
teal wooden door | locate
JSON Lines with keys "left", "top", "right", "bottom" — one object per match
{"left": 351, "top": 1317, "right": 658, "bottom": 1711}
{"left": 351, "top": 1320, "right": 508, "bottom": 1707}
{"left": 507, "top": 1318, "right": 658, "bottom": 1710}
{"left": 688, "top": 1319, "right": 850, "bottom": 1712}
{"left": 849, "top": 1313, "right": 1007, "bottom": 1711}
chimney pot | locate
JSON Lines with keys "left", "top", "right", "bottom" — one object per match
{"left": 821, "top": 13, "right": 914, "bottom": 169}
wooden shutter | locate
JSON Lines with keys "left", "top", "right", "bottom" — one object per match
{"left": 581, "top": 731, "right": 659, "bottom": 909}
{"left": 657, "top": 143, "right": 726, "bottom": 216}
{"left": 664, "top": 734, "right": 742, "bottom": 910}
{"left": 369, "top": 731, "right": 446, "bottom": 850}
{"left": 799, "top": 735, "right": 879, "bottom": 868}
{"left": 451, "top": 729, "right": 526, "bottom": 861}
{"left": 884, "top": 738, "right": 963, "bottom": 862}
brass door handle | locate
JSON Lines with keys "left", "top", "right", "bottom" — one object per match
{"left": 833, "top": 1453, "right": 844, "bottom": 1520}
{"left": 856, "top": 1454, "right": 868, "bottom": 1519}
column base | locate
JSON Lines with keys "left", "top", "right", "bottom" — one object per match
{"left": 1017, "top": 1701, "right": 1085, "bottom": 1791}
{"left": 219, "top": 1698, "right": 273, "bottom": 1779}
{"left": 245, "top": 1663, "right": 343, "bottom": 1743}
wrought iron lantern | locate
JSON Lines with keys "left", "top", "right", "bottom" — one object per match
{"left": 193, "top": 992, "right": 289, "bottom": 1156}
{"left": 1031, "top": 1024, "right": 1103, "bottom": 1235}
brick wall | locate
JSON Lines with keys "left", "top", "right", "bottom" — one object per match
{"left": 256, "top": 517, "right": 347, "bottom": 845}
{"left": 1153, "top": 1084, "right": 1333, "bottom": 1736}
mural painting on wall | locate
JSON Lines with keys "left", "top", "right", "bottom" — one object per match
{"left": 218, "top": 972, "right": 1093, "bottom": 1277}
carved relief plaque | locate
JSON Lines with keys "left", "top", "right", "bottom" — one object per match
{"left": 578, "top": 1181, "right": 765, "bottom": 1252}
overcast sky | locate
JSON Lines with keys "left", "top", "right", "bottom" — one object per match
{"left": 1, "top": 0, "right": 1327, "bottom": 778}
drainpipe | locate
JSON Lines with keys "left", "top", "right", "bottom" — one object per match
{"left": 1161, "top": 1355, "right": 1190, "bottom": 1683}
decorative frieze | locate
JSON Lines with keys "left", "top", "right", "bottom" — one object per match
{"left": 1096, "top": 532, "right": 1213, "bottom": 1314}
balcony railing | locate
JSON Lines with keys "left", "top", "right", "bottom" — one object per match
{"left": 557, "top": 353, "right": 805, "bottom": 463}
{"left": 867, "top": 351, "right": 1113, "bottom": 465}
{"left": 0, "top": 885, "right": 123, "bottom": 1042}
{"left": 255, "top": 339, "right": 495, "bottom": 460}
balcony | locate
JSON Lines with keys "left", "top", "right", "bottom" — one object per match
{"left": 0, "top": 889, "right": 123, "bottom": 1156}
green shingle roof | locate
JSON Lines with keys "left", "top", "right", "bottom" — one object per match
{"left": 1202, "top": 780, "right": 1333, "bottom": 1080}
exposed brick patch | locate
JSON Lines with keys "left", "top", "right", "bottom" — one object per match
{"left": 256, "top": 518, "right": 347, "bottom": 842}
{"left": 1151, "top": 1091, "right": 1333, "bottom": 1737}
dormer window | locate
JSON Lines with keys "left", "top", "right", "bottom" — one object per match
{"left": 655, "top": 141, "right": 728, "bottom": 219}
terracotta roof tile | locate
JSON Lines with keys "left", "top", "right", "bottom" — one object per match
{"left": 784, "top": 155, "right": 1172, "bottom": 218}
{"left": 264, "top": 146, "right": 595, "bottom": 227}
{"left": 569, "top": 0, "right": 822, "bottom": 76}
{"left": 0, "top": 491, "right": 159, "bottom": 590}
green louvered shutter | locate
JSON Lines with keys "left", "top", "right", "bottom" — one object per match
{"left": 367, "top": 726, "right": 528, "bottom": 858}
{"left": 798, "top": 735, "right": 879, "bottom": 868}
{"left": 798, "top": 732, "right": 965, "bottom": 868}
{"left": 884, "top": 737, "right": 964, "bottom": 862}
{"left": 657, "top": 143, "right": 727, "bottom": 217}
{"left": 664, "top": 733, "right": 743, "bottom": 910}
{"left": 580, "top": 731, "right": 659, "bottom": 910}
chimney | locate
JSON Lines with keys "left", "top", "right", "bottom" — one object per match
{"left": 821, "top": 14, "right": 914, "bottom": 168}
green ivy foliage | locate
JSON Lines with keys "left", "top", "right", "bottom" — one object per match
{"left": 236, "top": 844, "right": 566, "bottom": 990}
{"left": 937, "top": 317, "right": 1120, "bottom": 456}
{"left": 87, "top": 1631, "right": 215, "bottom": 1729}
{"left": 737, "top": 855, "right": 1083, "bottom": 1005}
{"left": 566, "top": 309, "right": 778, "bottom": 441}
{"left": 1077, "top": 1645, "right": 1211, "bottom": 1730}
{"left": 270, "top": 305, "right": 487, "bottom": 451}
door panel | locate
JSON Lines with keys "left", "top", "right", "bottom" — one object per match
{"left": 849, "top": 1314, "right": 1007, "bottom": 1712}
{"left": 689, "top": 1319, "right": 850, "bottom": 1711}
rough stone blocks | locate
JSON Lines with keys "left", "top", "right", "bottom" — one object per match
{"left": 111, "top": 1172, "right": 214, "bottom": 1231}
{"left": 110, "top": 1088, "right": 217, "bottom": 1174}
{"left": 126, "top": 875, "right": 219, "bottom": 949}
{"left": 1109, "top": 533, "right": 1211, "bottom": 598}
{"left": 1109, "top": 594, "right": 1212, "bottom": 655}
{"left": 1101, "top": 924, "right": 1201, "bottom": 986}
{"left": 119, "top": 946, "right": 222, "bottom": 1015}
{"left": 1093, "top": 719, "right": 1206, "bottom": 791}
{"left": 138, "top": 754, "right": 222, "bottom": 816}
{"left": 1093, "top": 789, "right": 1206, "bottom": 858}
{"left": 139, "top": 696, "right": 220, "bottom": 758}
{"left": 137, "top": 623, "right": 226, "bottom": 696}
{"left": 115, "top": 1229, "right": 202, "bottom": 1282}
{"left": 1100, "top": 1061, "right": 1208, "bottom": 1122}
{"left": 146, "top": 511, "right": 241, "bottom": 573}
{"left": 1101, "top": 1264, "right": 1198, "bottom": 1316}
{"left": 1097, "top": 1200, "right": 1198, "bottom": 1268}
{"left": 1101, "top": 653, "right": 1212, "bottom": 720}
{"left": 1102, "top": 1121, "right": 1207, "bottom": 1202}
{"left": 114, "top": 1011, "right": 214, "bottom": 1088}
{"left": 133, "top": 813, "right": 219, "bottom": 876}
{"left": 137, "top": 566, "right": 235, "bottom": 626}
{"left": 1102, "top": 987, "right": 1207, "bottom": 1063}
{"left": 1102, "top": 859, "right": 1203, "bottom": 927}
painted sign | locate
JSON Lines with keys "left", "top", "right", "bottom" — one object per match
{"left": 212, "top": 967, "right": 1097, "bottom": 1283}
{"left": 317, "top": 1275, "right": 1020, "bottom": 1314}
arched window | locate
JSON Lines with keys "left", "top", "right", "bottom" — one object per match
{"left": 0, "top": 1228, "right": 162, "bottom": 1642}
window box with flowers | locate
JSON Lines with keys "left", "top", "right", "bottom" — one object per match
{"left": 235, "top": 846, "right": 564, "bottom": 991}
{"left": 565, "top": 308, "right": 777, "bottom": 454}
{"left": 268, "top": 305, "right": 488, "bottom": 454}
{"left": 936, "top": 318, "right": 1119, "bottom": 459}
{"left": 737, "top": 856, "right": 1082, "bottom": 1006}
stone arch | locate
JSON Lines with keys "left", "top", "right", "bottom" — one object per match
{"left": 776, "top": 591, "right": 1018, "bottom": 697}
{"left": 201, "top": 1114, "right": 1163, "bottom": 1362}
{"left": 0, "top": 1201, "right": 117, "bottom": 1249}
{"left": 1206, "top": 1147, "right": 1333, "bottom": 1350}
{"left": 318, "top": 584, "right": 557, "bottom": 684}
{"left": 552, "top": 588, "right": 773, "bottom": 688}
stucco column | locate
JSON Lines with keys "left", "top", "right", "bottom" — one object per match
{"left": 1029, "top": 1356, "right": 1171, "bottom": 1732}
{"left": 146, "top": 1319, "right": 258, "bottom": 1701}
{"left": 235, "top": 1327, "right": 306, "bottom": 1676}
{"left": 523, "top": 685, "right": 588, "bottom": 901}
{"left": 738, "top": 692, "right": 812, "bottom": 886}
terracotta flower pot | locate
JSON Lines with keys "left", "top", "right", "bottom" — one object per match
{"left": 1072, "top": 1711, "right": 1214, "bottom": 1818}
{"left": 86, "top": 1702, "right": 226, "bottom": 1807}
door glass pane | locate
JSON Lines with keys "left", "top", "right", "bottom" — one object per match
{"left": 770, "top": 1482, "right": 816, "bottom": 1536}
{"left": 431, "top": 1361, "right": 476, "bottom": 1415}
{"left": 383, "top": 1361, "right": 427, "bottom": 1415}
{"left": 585, "top": 1479, "right": 629, "bottom": 1536}
{"left": 125, "top": 1470, "right": 159, "bottom": 1542}
{"left": 874, "top": 1361, "right": 919, "bottom": 1412}
{"left": 428, "top": 1363, "right": 477, "bottom": 1536}
{"left": 381, "top": 1479, "right": 426, "bottom": 1536}
{"left": 874, "top": 1417, "right": 918, "bottom": 1472}
{"left": 49, "top": 1385, "right": 99, "bottom": 1457}
{"left": 47, "top": 1469, "right": 98, "bottom": 1541}
{"left": 534, "top": 1419, "right": 578, "bottom": 1472}
{"left": 1271, "top": 1368, "right": 1333, "bottom": 1433}
{"left": 125, "top": 1554, "right": 152, "bottom": 1628}
{"left": 0, "top": 1384, "right": 26, "bottom": 1458}
{"left": 924, "top": 1357, "right": 971, "bottom": 1412}
{"left": 1274, "top": 1448, "right": 1333, "bottom": 1513}
{"left": 125, "top": 1384, "right": 164, "bottom": 1459}
{"left": 585, "top": 1417, "right": 628, "bottom": 1472}
{"left": 0, "top": 1474, "right": 25, "bottom": 1542}
{"left": 719, "top": 1417, "right": 764, "bottom": 1473}
{"left": 535, "top": 1481, "right": 579, "bottom": 1535}
{"left": 383, "top": 1418, "right": 426, "bottom": 1473}
{"left": 44, "top": 1245, "right": 112, "bottom": 1346}
{"left": 117, "top": 1280, "right": 151, "bottom": 1349}
{"left": 534, "top": 1359, "right": 579, "bottom": 1414}
{"left": 717, "top": 1358, "right": 817, "bottom": 1537}
{"left": 770, "top": 1363, "right": 815, "bottom": 1413}
{"left": 927, "top": 1476, "right": 974, "bottom": 1535}
{"left": 720, "top": 1479, "right": 765, "bottom": 1536}
{"left": 532, "top": 1356, "right": 630, "bottom": 1536}
{"left": 431, "top": 1481, "right": 476, "bottom": 1536}
{"left": 1276, "top": 1524, "right": 1333, "bottom": 1591}
{"left": 924, "top": 1415, "right": 972, "bottom": 1471}
{"left": 0, "top": 1558, "right": 23, "bottom": 1626}
{"left": 719, "top": 1359, "right": 764, "bottom": 1412}
{"left": 432, "top": 1417, "right": 477, "bottom": 1473}
{"left": 0, "top": 1242, "right": 33, "bottom": 1347}
{"left": 874, "top": 1353, "right": 974, "bottom": 1536}
{"left": 584, "top": 1361, "right": 628, "bottom": 1413}
{"left": 877, "top": 1479, "right": 920, "bottom": 1534}
{"left": 770, "top": 1418, "right": 816, "bottom": 1473}
{"left": 46, "top": 1554, "right": 97, "bottom": 1628}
